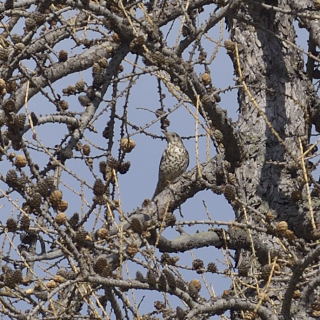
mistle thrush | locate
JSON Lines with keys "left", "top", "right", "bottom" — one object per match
{"left": 152, "top": 132, "right": 189, "bottom": 199}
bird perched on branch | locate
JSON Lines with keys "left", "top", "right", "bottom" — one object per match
{"left": 152, "top": 131, "right": 189, "bottom": 199}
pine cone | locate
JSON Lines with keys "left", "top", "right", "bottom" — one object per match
{"left": 96, "top": 227, "right": 108, "bottom": 239}
{"left": 75, "top": 80, "right": 85, "bottom": 91}
{"left": 25, "top": 17, "right": 37, "bottom": 30}
{"left": 261, "top": 264, "right": 272, "bottom": 280}
{"left": 78, "top": 95, "right": 91, "bottom": 107}
{"left": 36, "top": 179, "right": 49, "bottom": 196}
{"left": 135, "top": 271, "right": 145, "bottom": 282}
{"left": 10, "top": 34, "right": 21, "bottom": 44}
{"left": 4, "top": 269, "right": 22, "bottom": 288}
{"left": 68, "top": 212, "right": 79, "bottom": 229}
{"left": 6, "top": 80, "right": 16, "bottom": 93}
{"left": 32, "top": 12, "right": 46, "bottom": 25}
{"left": 158, "top": 273, "right": 168, "bottom": 291}
{"left": 207, "top": 262, "right": 217, "bottom": 273}
{"left": 58, "top": 50, "right": 68, "bottom": 62}
{"left": 188, "top": 282, "right": 199, "bottom": 299}
{"left": 74, "top": 227, "right": 87, "bottom": 242}
{"left": 6, "top": 218, "right": 17, "bottom": 232}
{"left": 4, "top": 0, "right": 14, "bottom": 10}
{"left": 28, "top": 192, "right": 42, "bottom": 208}
{"left": 20, "top": 215, "right": 30, "bottom": 230}
{"left": 118, "top": 161, "right": 130, "bottom": 174}
{"left": 107, "top": 156, "right": 118, "bottom": 169}
{"left": 55, "top": 212, "right": 67, "bottom": 225}
{"left": 99, "top": 161, "right": 107, "bottom": 174}
{"left": 57, "top": 269, "right": 77, "bottom": 280}
{"left": 0, "top": 48, "right": 9, "bottom": 62}
{"left": 82, "top": 144, "right": 91, "bottom": 156}
{"left": 93, "top": 179, "right": 105, "bottom": 196}
{"left": 192, "top": 259, "right": 205, "bottom": 273}
{"left": 3, "top": 99, "right": 15, "bottom": 113}
{"left": 94, "top": 257, "right": 108, "bottom": 274}
{"left": 162, "top": 269, "right": 176, "bottom": 290}
{"left": 6, "top": 169, "right": 18, "bottom": 187}
{"left": 224, "top": 184, "right": 236, "bottom": 201}
{"left": 49, "top": 190, "right": 62, "bottom": 206}
{"left": 14, "top": 114, "right": 26, "bottom": 129}
{"left": 130, "top": 217, "right": 143, "bottom": 235}
{"left": 45, "top": 176, "right": 54, "bottom": 189}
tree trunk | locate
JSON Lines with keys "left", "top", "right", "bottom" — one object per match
{"left": 1, "top": 0, "right": 320, "bottom": 319}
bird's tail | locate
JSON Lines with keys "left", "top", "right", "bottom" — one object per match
{"left": 152, "top": 181, "right": 165, "bottom": 199}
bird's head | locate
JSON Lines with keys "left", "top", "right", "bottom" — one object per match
{"left": 163, "top": 131, "right": 183, "bottom": 145}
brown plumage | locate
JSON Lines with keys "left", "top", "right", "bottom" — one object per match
{"left": 152, "top": 132, "right": 189, "bottom": 199}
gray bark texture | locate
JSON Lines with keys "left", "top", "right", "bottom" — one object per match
{"left": 1, "top": 0, "right": 320, "bottom": 320}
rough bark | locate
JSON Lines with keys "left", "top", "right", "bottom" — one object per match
{"left": 0, "top": 0, "right": 320, "bottom": 320}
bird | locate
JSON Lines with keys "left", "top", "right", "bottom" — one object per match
{"left": 152, "top": 131, "right": 189, "bottom": 199}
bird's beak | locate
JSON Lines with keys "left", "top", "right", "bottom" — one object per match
{"left": 162, "top": 130, "right": 168, "bottom": 138}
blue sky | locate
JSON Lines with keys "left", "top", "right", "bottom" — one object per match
{"left": 0, "top": 5, "right": 316, "bottom": 319}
